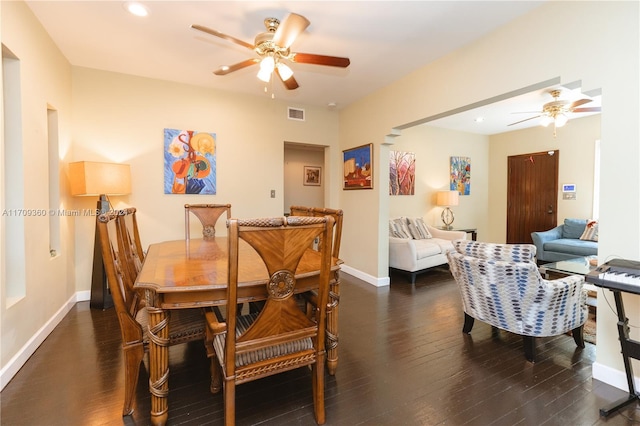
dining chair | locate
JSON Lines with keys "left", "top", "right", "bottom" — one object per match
{"left": 289, "top": 206, "right": 343, "bottom": 260}
{"left": 205, "top": 215, "right": 334, "bottom": 425}
{"left": 289, "top": 206, "right": 343, "bottom": 375}
{"left": 117, "top": 207, "right": 145, "bottom": 283}
{"left": 184, "top": 203, "right": 231, "bottom": 241}
{"left": 96, "top": 210, "right": 211, "bottom": 416}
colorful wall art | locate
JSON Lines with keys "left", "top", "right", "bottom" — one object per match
{"left": 450, "top": 156, "right": 470, "bottom": 195}
{"left": 343, "top": 143, "right": 373, "bottom": 190}
{"left": 389, "top": 151, "right": 415, "bottom": 195}
{"left": 164, "top": 128, "right": 216, "bottom": 194}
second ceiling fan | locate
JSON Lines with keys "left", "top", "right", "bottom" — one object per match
{"left": 508, "top": 89, "right": 601, "bottom": 136}
{"left": 192, "top": 13, "right": 350, "bottom": 90}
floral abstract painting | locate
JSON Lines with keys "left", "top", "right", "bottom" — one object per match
{"left": 389, "top": 151, "right": 415, "bottom": 195}
{"left": 164, "top": 128, "right": 216, "bottom": 194}
{"left": 450, "top": 156, "right": 470, "bottom": 195}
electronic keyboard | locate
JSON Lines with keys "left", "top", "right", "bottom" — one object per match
{"left": 586, "top": 258, "right": 640, "bottom": 295}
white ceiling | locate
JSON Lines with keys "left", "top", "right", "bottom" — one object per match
{"left": 24, "top": 0, "right": 600, "bottom": 135}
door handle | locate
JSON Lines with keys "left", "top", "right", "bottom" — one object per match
{"left": 547, "top": 205, "right": 553, "bottom": 214}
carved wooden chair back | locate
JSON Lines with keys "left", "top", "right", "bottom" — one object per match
{"left": 206, "top": 215, "right": 334, "bottom": 425}
{"left": 97, "top": 211, "right": 209, "bottom": 417}
{"left": 289, "top": 206, "right": 343, "bottom": 260}
{"left": 185, "top": 204, "right": 231, "bottom": 241}
{"left": 96, "top": 211, "right": 146, "bottom": 414}
{"left": 97, "top": 211, "right": 141, "bottom": 326}
{"left": 117, "top": 207, "right": 145, "bottom": 283}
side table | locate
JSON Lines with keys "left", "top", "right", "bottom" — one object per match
{"left": 440, "top": 227, "right": 477, "bottom": 241}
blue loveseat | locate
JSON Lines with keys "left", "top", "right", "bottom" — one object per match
{"left": 531, "top": 218, "right": 598, "bottom": 262}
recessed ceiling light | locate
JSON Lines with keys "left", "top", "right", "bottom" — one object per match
{"left": 125, "top": 2, "right": 148, "bottom": 17}
{"left": 474, "top": 117, "right": 485, "bottom": 123}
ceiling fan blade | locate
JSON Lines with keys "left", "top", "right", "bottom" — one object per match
{"left": 213, "top": 58, "right": 260, "bottom": 75}
{"left": 569, "top": 98, "right": 593, "bottom": 109}
{"left": 572, "top": 107, "right": 602, "bottom": 113}
{"left": 275, "top": 68, "right": 299, "bottom": 90}
{"left": 273, "top": 13, "right": 310, "bottom": 49}
{"left": 508, "top": 115, "right": 541, "bottom": 126}
{"left": 291, "top": 52, "right": 351, "bottom": 68}
{"left": 191, "top": 24, "right": 254, "bottom": 50}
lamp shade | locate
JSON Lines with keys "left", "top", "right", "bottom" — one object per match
{"left": 436, "top": 190, "right": 459, "bottom": 207}
{"left": 69, "top": 161, "right": 131, "bottom": 196}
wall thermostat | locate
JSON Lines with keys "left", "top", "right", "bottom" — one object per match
{"left": 562, "top": 184, "right": 576, "bottom": 192}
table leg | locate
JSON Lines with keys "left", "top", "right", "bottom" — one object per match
{"left": 326, "top": 271, "right": 340, "bottom": 376}
{"left": 147, "top": 306, "right": 170, "bottom": 426}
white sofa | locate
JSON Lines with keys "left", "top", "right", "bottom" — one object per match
{"left": 389, "top": 217, "right": 467, "bottom": 284}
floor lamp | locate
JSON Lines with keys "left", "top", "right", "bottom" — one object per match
{"left": 69, "top": 161, "right": 131, "bottom": 310}
{"left": 436, "top": 190, "right": 459, "bottom": 230}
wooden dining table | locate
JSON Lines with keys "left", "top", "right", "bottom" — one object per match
{"left": 134, "top": 237, "right": 341, "bottom": 426}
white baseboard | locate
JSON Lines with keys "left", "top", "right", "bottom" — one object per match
{"left": 592, "top": 361, "right": 638, "bottom": 392}
{"left": 340, "top": 264, "right": 390, "bottom": 287}
{"left": 0, "top": 293, "right": 80, "bottom": 391}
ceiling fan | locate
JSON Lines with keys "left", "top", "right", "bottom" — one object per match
{"left": 191, "top": 13, "right": 350, "bottom": 91}
{"left": 508, "top": 89, "right": 601, "bottom": 136}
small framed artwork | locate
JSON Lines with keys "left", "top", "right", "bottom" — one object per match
{"left": 343, "top": 143, "right": 373, "bottom": 190}
{"left": 303, "top": 166, "right": 321, "bottom": 186}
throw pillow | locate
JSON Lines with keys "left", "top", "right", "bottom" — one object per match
{"left": 580, "top": 220, "right": 599, "bottom": 241}
{"left": 406, "top": 217, "right": 432, "bottom": 239}
{"left": 562, "top": 218, "right": 588, "bottom": 239}
{"left": 389, "top": 218, "right": 411, "bottom": 239}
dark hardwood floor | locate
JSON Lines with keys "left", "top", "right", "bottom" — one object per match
{"left": 1, "top": 267, "right": 637, "bottom": 425}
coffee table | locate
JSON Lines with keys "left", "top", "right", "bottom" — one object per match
{"left": 539, "top": 255, "right": 598, "bottom": 309}
{"left": 539, "top": 255, "right": 598, "bottom": 279}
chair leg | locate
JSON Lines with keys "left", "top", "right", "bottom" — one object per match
{"left": 523, "top": 336, "right": 536, "bottom": 362}
{"left": 210, "top": 359, "right": 222, "bottom": 394}
{"left": 224, "top": 379, "right": 235, "bottom": 426}
{"left": 462, "top": 313, "right": 475, "bottom": 333}
{"left": 122, "top": 345, "right": 144, "bottom": 416}
{"left": 572, "top": 324, "right": 586, "bottom": 348}
{"left": 313, "top": 357, "right": 326, "bottom": 425}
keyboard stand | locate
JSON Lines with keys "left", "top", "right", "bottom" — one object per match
{"left": 599, "top": 289, "right": 640, "bottom": 416}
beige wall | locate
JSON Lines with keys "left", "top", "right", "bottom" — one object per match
{"left": 0, "top": 2, "right": 340, "bottom": 385}
{"left": 284, "top": 146, "right": 325, "bottom": 212}
{"left": 339, "top": 1, "right": 639, "bottom": 390}
{"left": 71, "top": 67, "right": 340, "bottom": 293}
{"left": 2, "top": 0, "right": 639, "bottom": 395}
{"left": 488, "top": 114, "right": 600, "bottom": 242}
{"left": 1, "top": 1, "right": 74, "bottom": 385}
{"left": 389, "top": 125, "right": 489, "bottom": 239}
{"left": 388, "top": 113, "right": 598, "bottom": 247}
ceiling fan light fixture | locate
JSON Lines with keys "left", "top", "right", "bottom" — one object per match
{"left": 260, "top": 56, "right": 275, "bottom": 73}
{"left": 257, "top": 67, "right": 272, "bottom": 82}
{"left": 277, "top": 63, "right": 294, "bottom": 81}
{"left": 555, "top": 113, "right": 568, "bottom": 127}
{"left": 540, "top": 115, "right": 553, "bottom": 127}
{"left": 124, "top": 2, "right": 148, "bottom": 17}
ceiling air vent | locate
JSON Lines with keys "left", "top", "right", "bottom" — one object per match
{"left": 288, "top": 107, "right": 305, "bottom": 121}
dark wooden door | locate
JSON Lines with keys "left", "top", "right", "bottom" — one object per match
{"left": 507, "top": 150, "right": 559, "bottom": 243}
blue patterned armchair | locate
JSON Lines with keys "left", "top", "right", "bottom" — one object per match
{"left": 446, "top": 240, "right": 588, "bottom": 362}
